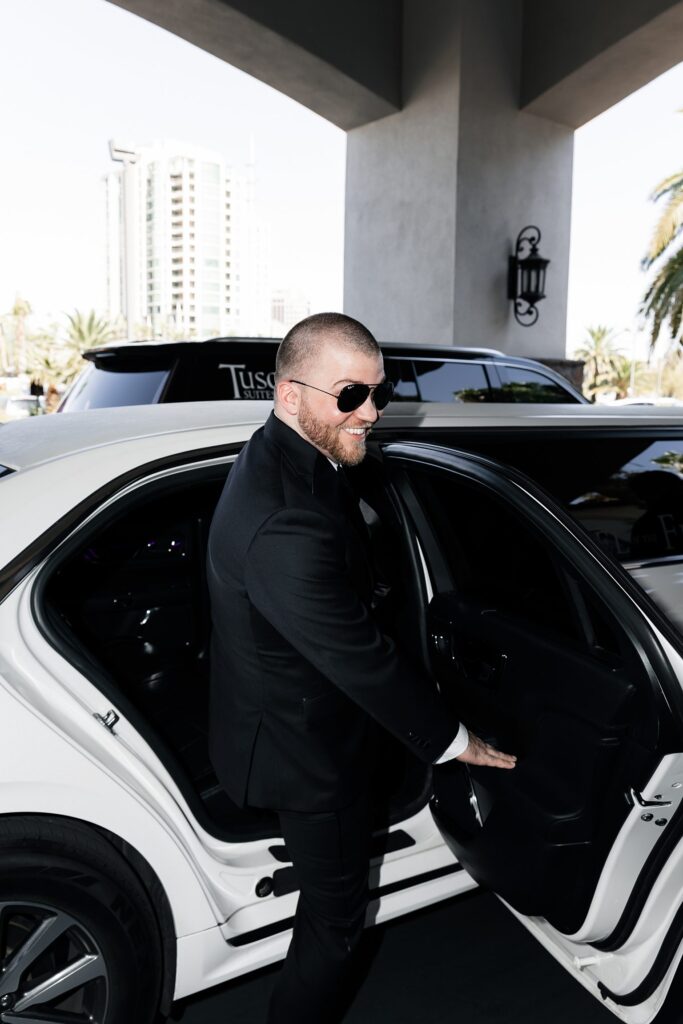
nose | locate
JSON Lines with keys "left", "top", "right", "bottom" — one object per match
{"left": 358, "top": 391, "right": 380, "bottom": 422}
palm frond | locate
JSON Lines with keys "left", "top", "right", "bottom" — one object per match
{"left": 643, "top": 191, "right": 683, "bottom": 266}
{"left": 640, "top": 245, "right": 683, "bottom": 350}
{"left": 649, "top": 169, "right": 683, "bottom": 203}
{"left": 670, "top": 291, "right": 683, "bottom": 340}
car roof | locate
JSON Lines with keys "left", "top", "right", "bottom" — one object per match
{"left": 2, "top": 400, "right": 683, "bottom": 474}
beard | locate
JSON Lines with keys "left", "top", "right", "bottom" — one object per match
{"left": 298, "top": 394, "right": 368, "bottom": 467}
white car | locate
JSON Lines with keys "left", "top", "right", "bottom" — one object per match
{"left": 1, "top": 400, "right": 683, "bottom": 1023}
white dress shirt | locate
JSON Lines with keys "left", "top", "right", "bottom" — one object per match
{"left": 434, "top": 722, "right": 469, "bottom": 762}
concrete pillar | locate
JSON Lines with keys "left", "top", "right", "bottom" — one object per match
{"left": 344, "top": 0, "right": 574, "bottom": 359}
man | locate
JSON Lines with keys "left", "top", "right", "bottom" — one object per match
{"left": 207, "top": 312, "right": 515, "bottom": 1023}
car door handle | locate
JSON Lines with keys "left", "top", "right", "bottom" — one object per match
{"left": 630, "top": 788, "right": 672, "bottom": 808}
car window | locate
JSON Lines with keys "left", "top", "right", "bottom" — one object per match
{"left": 166, "top": 347, "right": 278, "bottom": 402}
{"left": 491, "top": 365, "right": 574, "bottom": 403}
{"left": 407, "top": 467, "right": 581, "bottom": 642}
{"left": 384, "top": 358, "right": 419, "bottom": 400}
{"left": 413, "top": 360, "right": 490, "bottom": 403}
{"left": 450, "top": 434, "right": 683, "bottom": 636}
{"left": 61, "top": 365, "right": 170, "bottom": 411}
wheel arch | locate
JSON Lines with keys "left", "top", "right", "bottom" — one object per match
{"left": 0, "top": 811, "right": 178, "bottom": 1016}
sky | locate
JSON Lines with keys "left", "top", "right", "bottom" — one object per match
{"left": 2, "top": 0, "right": 683, "bottom": 358}
{"left": 568, "top": 61, "right": 683, "bottom": 362}
{"left": 0, "top": 0, "right": 345, "bottom": 324}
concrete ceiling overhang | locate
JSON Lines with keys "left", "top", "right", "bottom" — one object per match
{"left": 108, "top": 0, "right": 402, "bottom": 130}
{"left": 522, "top": 0, "right": 683, "bottom": 127}
{"left": 109, "top": 0, "right": 683, "bottom": 131}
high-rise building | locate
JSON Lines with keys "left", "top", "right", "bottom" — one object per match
{"left": 105, "top": 140, "right": 271, "bottom": 339}
{"left": 271, "top": 287, "right": 311, "bottom": 335}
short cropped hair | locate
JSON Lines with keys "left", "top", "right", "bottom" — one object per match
{"left": 275, "top": 312, "right": 380, "bottom": 384}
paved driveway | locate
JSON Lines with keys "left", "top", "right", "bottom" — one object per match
{"left": 179, "top": 890, "right": 615, "bottom": 1023}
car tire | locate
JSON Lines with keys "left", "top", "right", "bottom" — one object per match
{"left": 0, "top": 815, "right": 164, "bottom": 1024}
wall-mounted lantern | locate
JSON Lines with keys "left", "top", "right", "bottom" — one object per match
{"left": 508, "top": 226, "right": 549, "bottom": 327}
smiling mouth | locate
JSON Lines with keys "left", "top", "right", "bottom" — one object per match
{"left": 342, "top": 427, "right": 369, "bottom": 437}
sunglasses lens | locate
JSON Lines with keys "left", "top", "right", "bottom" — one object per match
{"left": 337, "top": 381, "right": 395, "bottom": 412}
{"left": 337, "top": 385, "right": 368, "bottom": 412}
{"left": 373, "top": 381, "right": 394, "bottom": 410}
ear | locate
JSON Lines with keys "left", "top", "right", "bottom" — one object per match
{"left": 275, "top": 378, "right": 301, "bottom": 417}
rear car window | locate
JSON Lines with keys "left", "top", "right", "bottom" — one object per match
{"left": 491, "top": 365, "right": 573, "bottom": 403}
{"left": 61, "top": 365, "right": 170, "bottom": 411}
{"left": 412, "top": 360, "right": 490, "bottom": 402}
{"left": 164, "top": 348, "right": 277, "bottom": 402}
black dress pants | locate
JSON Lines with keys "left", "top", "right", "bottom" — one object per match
{"left": 266, "top": 788, "right": 372, "bottom": 1024}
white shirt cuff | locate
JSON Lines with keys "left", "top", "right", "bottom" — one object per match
{"left": 434, "top": 722, "right": 469, "bottom": 763}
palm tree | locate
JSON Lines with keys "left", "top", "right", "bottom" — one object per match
{"left": 65, "top": 310, "right": 118, "bottom": 349}
{"left": 61, "top": 310, "right": 120, "bottom": 382}
{"left": 0, "top": 296, "right": 33, "bottom": 374}
{"left": 573, "top": 325, "right": 622, "bottom": 399}
{"left": 640, "top": 167, "right": 683, "bottom": 352}
{"left": 26, "top": 311, "right": 121, "bottom": 405}
{"left": 27, "top": 336, "right": 68, "bottom": 412}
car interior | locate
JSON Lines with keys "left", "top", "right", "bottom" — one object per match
{"left": 37, "top": 450, "right": 434, "bottom": 846}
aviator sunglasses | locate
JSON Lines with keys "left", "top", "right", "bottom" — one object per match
{"left": 289, "top": 379, "right": 395, "bottom": 413}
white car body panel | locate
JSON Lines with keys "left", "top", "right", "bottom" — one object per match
{"left": 5, "top": 554, "right": 475, "bottom": 999}
{"left": 175, "top": 857, "right": 476, "bottom": 1000}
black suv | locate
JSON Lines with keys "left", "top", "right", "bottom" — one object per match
{"left": 59, "top": 337, "right": 586, "bottom": 411}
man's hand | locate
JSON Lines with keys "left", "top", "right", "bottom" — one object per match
{"left": 457, "top": 732, "right": 516, "bottom": 769}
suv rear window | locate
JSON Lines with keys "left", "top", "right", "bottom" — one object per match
{"left": 164, "top": 349, "right": 276, "bottom": 402}
{"left": 62, "top": 365, "right": 170, "bottom": 411}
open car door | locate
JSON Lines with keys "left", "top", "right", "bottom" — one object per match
{"left": 384, "top": 441, "right": 683, "bottom": 1024}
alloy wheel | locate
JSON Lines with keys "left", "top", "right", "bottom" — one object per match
{"left": 0, "top": 902, "right": 108, "bottom": 1023}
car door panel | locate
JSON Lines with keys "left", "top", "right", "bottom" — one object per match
{"left": 429, "top": 591, "right": 644, "bottom": 933}
{"left": 385, "top": 441, "right": 683, "bottom": 1021}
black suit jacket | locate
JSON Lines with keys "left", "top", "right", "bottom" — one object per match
{"left": 207, "top": 411, "right": 459, "bottom": 812}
